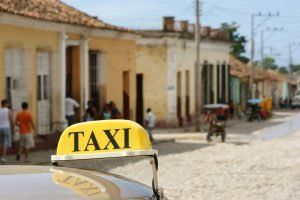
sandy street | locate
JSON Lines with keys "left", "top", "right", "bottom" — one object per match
{"left": 109, "top": 129, "right": 300, "bottom": 200}
{"left": 5, "top": 111, "right": 300, "bottom": 200}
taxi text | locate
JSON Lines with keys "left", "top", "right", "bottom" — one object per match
{"left": 68, "top": 128, "right": 131, "bottom": 152}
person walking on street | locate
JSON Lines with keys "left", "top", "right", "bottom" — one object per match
{"left": 65, "top": 94, "right": 80, "bottom": 126}
{"left": 15, "top": 102, "right": 35, "bottom": 163}
{"left": 0, "top": 99, "right": 14, "bottom": 164}
{"left": 228, "top": 99, "right": 234, "bottom": 119}
{"left": 145, "top": 108, "right": 155, "bottom": 142}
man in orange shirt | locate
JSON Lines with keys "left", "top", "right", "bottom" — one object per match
{"left": 15, "top": 102, "right": 35, "bottom": 162}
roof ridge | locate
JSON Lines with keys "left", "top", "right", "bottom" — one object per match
{"left": 0, "top": 0, "right": 135, "bottom": 33}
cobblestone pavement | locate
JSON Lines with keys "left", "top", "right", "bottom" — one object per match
{"left": 110, "top": 131, "right": 300, "bottom": 200}
{"left": 4, "top": 110, "right": 297, "bottom": 166}
{"left": 4, "top": 110, "right": 300, "bottom": 200}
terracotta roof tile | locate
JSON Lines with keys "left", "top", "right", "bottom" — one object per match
{"left": 230, "top": 56, "right": 291, "bottom": 82}
{"left": 229, "top": 56, "right": 249, "bottom": 78}
{"left": 0, "top": 0, "right": 132, "bottom": 32}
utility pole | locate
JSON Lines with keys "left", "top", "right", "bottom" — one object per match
{"left": 195, "top": 0, "right": 201, "bottom": 131}
{"left": 260, "top": 27, "right": 283, "bottom": 96}
{"left": 249, "top": 12, "right": 279, "bottom": 99}
{"left": 260, "top": 29, "right": 265, "bottom": 96}
{"left": 261, "top": 27, "right": 283, "bottom": 65}
{"left": 249, "top": 14, "right": 255, "bottom": 99}
{"left": 260, "top": 29, "right": 264, "bottom": 67}
{"left": 288, "top": 43, "right": 292, "bottom": 77}
{"left": 288, "top": 43, "right": 292, "bottom": 98}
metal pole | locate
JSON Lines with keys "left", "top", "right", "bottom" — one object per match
{"left": 249, "top": 14, "right": 255, "bottom": 98}
{"left": 249, "top": 12, "right": 279, "bottom": 99}
{"left": 195, "top": 0, "right": 201, "bottom": 131}
{"left": 288, "top": 44, "right": 292, "bottom": 98}
{"left": 261, "top": 29, "right": 265, "bottom": 96}
{"left": 261, "top": 30, "right": 264, "bottom": 65}
{"left": 289, "top": 44, "right": 292, "bottom": 77}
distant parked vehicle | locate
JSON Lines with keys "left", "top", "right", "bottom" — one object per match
{"left": 246, "top": 99, "right": 262, "bottom": 122}
{"left": 291, "top": 91, "right": 300, "bottom": 109}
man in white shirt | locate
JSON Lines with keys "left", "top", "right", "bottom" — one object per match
{"left": 146, "top": 108, "right": 155, "bottom": 141}
{"left": 0, "top": 99, "right": 14, "bottom": 164}
{"left": 65, "top": 94, "right": 80, "bottom": 126}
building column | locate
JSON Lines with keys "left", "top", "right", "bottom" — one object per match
{"left": 213, "top": 63, "right": 217, "bottom": 103}
{"left": 81, "top": 35, "right": 89, "bottom": 110}
{"left": 225, "top": 63, "right": 229, "bottom": 102}
{"left": 58, "top": 31, "right": 67, "bottom": 130}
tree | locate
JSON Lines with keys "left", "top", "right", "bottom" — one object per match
{"left": 291, "top": 64, "right": 300, "bottom": 72}
{"left": 278, "top": 66, "right": 288, "bottom": 74}
{"left": 261, "top": 56, "right": 278, "bottom": 70}
{"left": 221, "top": 22, "right": 249, "bottom": 63}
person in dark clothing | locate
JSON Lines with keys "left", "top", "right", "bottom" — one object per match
{"left": 83, "top": 100, "right": 98, "bottom": 121}
{"left": 228, "top": 99, "right": 234, "bottom": 119}
{"left": 109, "top": 101, "right": 121, "bottom": 119}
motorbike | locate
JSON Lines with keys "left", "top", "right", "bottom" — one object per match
{"left": 246, "top": 99, "right": 262, "bottom": 122}
{"left": 204, "top": 104, "right": 227, "bottom": 142}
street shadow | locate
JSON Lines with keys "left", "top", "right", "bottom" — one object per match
{"left": 154, "top": 141, "right": 211, "bottom": 156}
{"left": 226, "top": 141, "right": 249, "bottom": 146}
{"left": 60, "top": 140, "right": 211, "bottom": 172}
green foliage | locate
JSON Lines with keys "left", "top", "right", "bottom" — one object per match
{"left": 277, "top": 66, "right": 288, "bottom": 74}
{"left": 221, "top": 22, "right": 249, "bottom": 63}
{"left": 261, "top": 56, "right": 278, "bottom": 70}
{"left": 291, "top": 64, "right": 300, "bottom": 72}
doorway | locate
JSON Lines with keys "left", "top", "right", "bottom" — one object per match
{"left": 136, "top": 74, "right": 144, "bottom": 125}
{"left": 185, "top": 70, "right": 191, "bottom": 122}
{"left": 177, "top": 71, "right": 183, "bottom": 127}
{"left": 123, "top": 71, "right": 130, "bottom": 119}
{"left": 89, "top": 51, "right": 100, "bottom": 111}
{"left": 66, "top": 46, "right": 73, "bottom": 97}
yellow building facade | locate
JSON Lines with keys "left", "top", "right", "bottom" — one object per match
{"left": 0, "top": 1, "right": 138, "bottom": 134}
{"left": 0, "top": 1, "right": 233, "bottom": 135}
{"left": 136, "top": 20, "right": 231, "bottom": 127}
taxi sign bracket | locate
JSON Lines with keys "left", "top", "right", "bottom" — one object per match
{"left": 151, "top": 154, "right": 160, "bottom": 199}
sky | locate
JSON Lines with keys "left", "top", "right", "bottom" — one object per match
{"left": 62, "top": 0, "right": 300, "bottom": 67}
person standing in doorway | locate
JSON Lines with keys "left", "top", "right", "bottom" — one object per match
{"left": 0, "top": 99, "right": 14, "bottom": 164}
{"left": 15, "top": 102, "right": 35, "bottom": 163}
{"left": 145, "top": 108, "right": 155, "bottom": 142}
{"left": 65, "top": 94, "right": 80, "bottom": 126}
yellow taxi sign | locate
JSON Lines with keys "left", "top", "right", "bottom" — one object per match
{"left": 51, "top": 120, "right": 157, "bottom": 162}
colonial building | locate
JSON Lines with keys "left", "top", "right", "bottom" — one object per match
{"left": 229, "top": 56, "right": 296, "bottom": 109}
{"left": 0, "top": 0, "right": 138, "bottom": 134}
{"left": 229, "top": 56, "right": 249, "bottom": 107}
{"left": 136, "top": 17, "right": 232, "bottom": 127}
